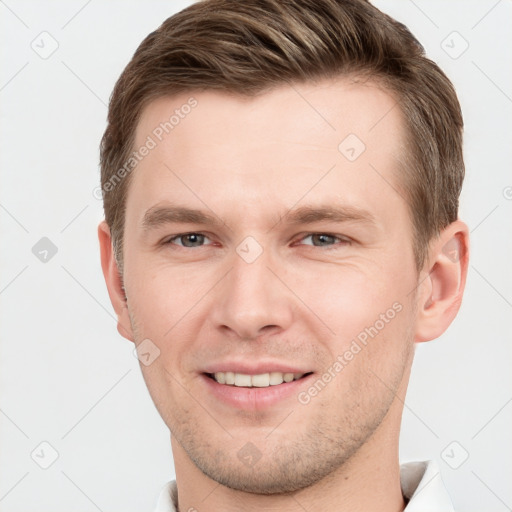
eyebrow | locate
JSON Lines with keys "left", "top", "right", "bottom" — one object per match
{"left": 141, "top": 205, "right": 225, "bottom": 231}
{"left": 140, "top": 203, "right": 376, "bottom": 232}
{"left": 283, "top": 204, "right": 375, "bottom": 226}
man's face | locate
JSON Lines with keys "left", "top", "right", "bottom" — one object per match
{"left": 121, "top": 79, "right": 421, "bottom": 493}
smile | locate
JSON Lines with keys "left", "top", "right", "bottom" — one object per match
{"left": 207, "top": 371, "right": 312, "bottom": 388}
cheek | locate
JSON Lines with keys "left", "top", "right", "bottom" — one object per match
{"left": 307, "top": 265, "right": 417, "bottom": 394}
{"left": 127, "top": 263, "right": 199, "bottom": 328}
{"left": 306, "top": 266, "right": 411, "bottom": 339}
{"left": 125, "top": 264, "right": 211, "bottom": 383}
{"left": 127, "top": 269, "right": 198, "bottom": 422}
{"left": 312, "top": 300, "right": 415, "bottom": 412}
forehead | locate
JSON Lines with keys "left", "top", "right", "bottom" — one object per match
{"left": 126, "top": 78, "right": 408, "bottom": 231}
{"left": 134, "top": 77, "right": 403, "bottom": 154}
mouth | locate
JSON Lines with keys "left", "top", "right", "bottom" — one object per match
{"left": 201, "top": 369, "right": 316, "bottom": 410}
{"left": 205, "top": 371, "right": 314, "bottom": 388}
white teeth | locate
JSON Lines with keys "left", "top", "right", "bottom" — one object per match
{"left": 234, "top": 373, "right": 252, "bottom": 387}
{"left": 251, "top": 373, "right": 270, "bottom": 387}
{"left": 211, "top": 371, "right": 306, "bottom": 387}
{"left": 269, "top": 372, "right": 284, "bottom": 385}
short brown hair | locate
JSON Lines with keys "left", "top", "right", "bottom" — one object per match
{"left": 100, "top": 0, "right": 464, "bottom": 275}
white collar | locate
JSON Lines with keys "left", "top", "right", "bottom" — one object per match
{"left": 154, "top": 460, "right": 454, "bottom": 511}
{"left": 401, "top": 460, "right": 455, "bottom": 511}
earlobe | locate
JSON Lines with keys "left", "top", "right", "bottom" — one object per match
{"left": 97, "top": 221, "right": 135, "bottom": 343}
{"left": 414, "top": 220, "right": 469, "bottom": 343}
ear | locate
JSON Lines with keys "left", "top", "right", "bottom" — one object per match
{"left": 98, "top": 220, "right": 135, "bottom": 343}
{"left": 414, "top": 220, "right": 470, "bottom": 343}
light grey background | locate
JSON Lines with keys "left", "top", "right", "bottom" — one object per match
{"left": 0, "top": 1, "right": 510, "bottom": 511}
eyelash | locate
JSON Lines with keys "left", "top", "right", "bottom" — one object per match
{"left": 162, "top": 232, "right": 351, "bottom": 250}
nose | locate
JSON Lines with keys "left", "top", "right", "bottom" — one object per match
{"left": 211, "top": 244, "right": 294, "bottom": 341}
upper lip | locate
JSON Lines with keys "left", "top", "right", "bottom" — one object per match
{"left": 202, "top": 360, "right": 312, "bottom": 375}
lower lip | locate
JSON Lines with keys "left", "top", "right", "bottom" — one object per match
{"left": 201, "top": 373, "right": 314, "bottom": 411}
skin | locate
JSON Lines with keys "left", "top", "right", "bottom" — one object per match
{"left": 99, "top": 78, "right": 469, "bottom": 512}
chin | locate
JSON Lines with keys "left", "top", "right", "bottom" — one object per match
{"left": 182, "top": 432, "right": 363, "bottom": 495}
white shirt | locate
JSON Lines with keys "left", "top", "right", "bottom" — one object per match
{"left": 153, "top": 460, "right": 454, "bottom": 511}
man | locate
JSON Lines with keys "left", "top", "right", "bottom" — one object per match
{"left": 98, "top": 0, "right": 469, "bottom": 510}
